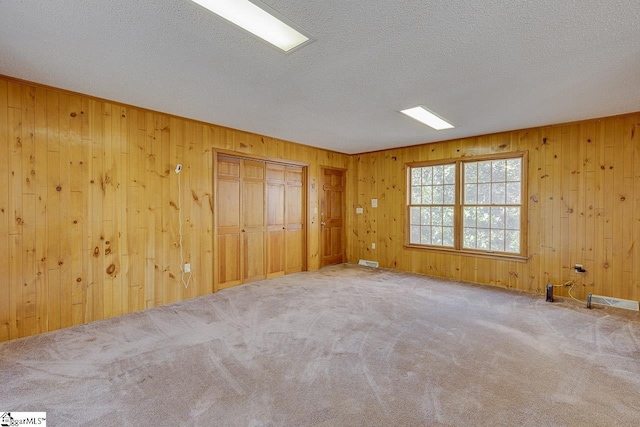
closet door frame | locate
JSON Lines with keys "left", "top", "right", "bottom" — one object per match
{"left": 213, "top": 149, "right": 308, "bottom": 292}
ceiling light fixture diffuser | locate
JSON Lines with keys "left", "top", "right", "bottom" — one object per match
{"left": 400, "top": 106, "right": 455, "bottom": 130}
{"left": 191, "top": 0, "right": 310, "bottom": 52}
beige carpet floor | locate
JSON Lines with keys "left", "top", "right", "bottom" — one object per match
{"left": 1, "top": 264, "right": 640, "bottom": 426}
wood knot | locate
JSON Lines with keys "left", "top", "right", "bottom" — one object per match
{"left": 90, "top": 180, "right": 95, "bottom": 184}
{"left": 600, "top": 165, "right": 605, "bottom": 170}
{"left": 93, "top": 247, "right": 100, "bottom": 257}
{"left": 105, "top": 248, "right": 112, "bottom": 255}
{"left": 76, "top": 277, "right": 82, "bottom": 283}
{"left": 603, "top": 263, "right": 609, "bottom": 269}
{"left": 169, "top": 273, "right": 175, "bottom": 279}
{"left": 106, "top": 264, "right": 116, "bottom": 275}
{"left": 620, "top": 196, "right": 626, "bottom": 202}
{"left": 70, "top": 112, "right": 77, "bottom": 118}
{"left": 58, "top": 261, "right": 64, "bottom": 266}
{"left": 16, "top": 217, "right": 23, "bottom": 225}
{"left": 73, "top": 220, "right": 78, "bottom": 224}
{"left": 56, "top": 186, "right": 62, "bottom": 191}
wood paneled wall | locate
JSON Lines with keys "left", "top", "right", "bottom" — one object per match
{"left": 0, "top": 76, "right": 348, "bottom": 341}
{"left": 347, "top": 112, "right": 640, "bottom": 302}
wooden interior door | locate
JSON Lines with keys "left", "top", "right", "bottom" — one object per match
{"left": 285, "top": 166, "right": 305, "bottom": 274}
{"left": 320, "top": 167, "right": 346, "bottom": 267}
{"left": 216, "top": 156, "right": 242, "bottom": 288}
{"left": 266, "top": 164, "right": 286, "bottom": 278}
{"left": 242, "top": 160, "right": 266, "bottom": 283}
{"left": 215, "top": 152, "right": 307, "bottom": 289}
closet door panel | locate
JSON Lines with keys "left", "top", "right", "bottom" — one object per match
{"left": 266, "top": 164, "right": 286, "bottom": 278}
{"left": 242, "top": 161, "right": 266, "bottom": 283}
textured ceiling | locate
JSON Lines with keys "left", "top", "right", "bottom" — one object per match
{"left": 1, "top": 1, "right": 639, "bottom": 154}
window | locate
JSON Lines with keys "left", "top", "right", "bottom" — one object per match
{"left": 407, "top": 152, "right": 527, "bottom": 257}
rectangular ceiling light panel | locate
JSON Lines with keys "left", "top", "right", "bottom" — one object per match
{"left": 400, "top": 106, "right": 455, "bottom": 130}
{"left": 192, "top": 0, "right": 310, "bottom": 52}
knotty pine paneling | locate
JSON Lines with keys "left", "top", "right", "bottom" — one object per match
{"left": 0, "top": 76, "right": 348, "bottom": 341}
{"left": 347, "top": 112, "right": 640, "bottom": 302}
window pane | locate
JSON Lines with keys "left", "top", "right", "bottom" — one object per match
{"left": 444, "top": 164, "right": 456, "bottom": 184}
{"left": 433, "top": 166, "right": 443, "bottom": 185}
{"left": 477, "top": 207, "right": 491, "bottom": 228}
{"left": 463, "top": 227, "right": 476, "bottom": 248}
{"left": 465, "top": 162, "right": 478, "bottom": 184}
{"left": 421, "top": 226, "right": 431, "bottom": 245}
{"left": 492, "top": 182, "right": 506, "bottom": 204}
{"left": 421, "top": 168, "right": 432, "bottom": 186}
{"left": 432, "top": 186, "right": 443, "bottom": 204}
{"left": 443, "top": 227, "right": 454, "bottom": 246}
{"left": 412, "top": 168, "right": 421, "bottom": 186}
{"left": 421, "top": 186, "right": 432, "bottom": 204}
{"left": 477, "top": 229, "right": 490, "bottom": 249}
{"left": 506, "top": 230, "right": 520, "bottom": 253}
{"left": 421, "top": 207, "right": 431, "bottom": 225}
{"left": 463, "top": 207, "right": 476, "bottom": 227}
{"left": 409, "top": 157, "right": 523, "bottom": 255}
{"left": 431, "top": 207, "right": 443, "bottom": 225}
{"left": 491, "top": 229, "right": 505, "bottom": 251}
{"left": 506, "top": 207, "right": 520, "bottom": 229}
{"left": 478, "top": 183, "right": 491, "bottom": 204}
{"left": 506, "top": 182, "right": 521, "bottom": 204}
{"left": 432, "top": 227, "right": 443, "bottom": 245}
{"left": 464, "top": 184, "right": 477, "bottom": 204}
{"left": 410, "top": 207, "right": 421, "bottom": 225}
{"left": 443, "top": 207, "right": 454, "bottom": 226}
{"left": 492, "top": 160, "right": 506, "bottom": 182}
{"left": 491, "top": 206, "right": 505, "bottom": 229}
{"left": 444, "top": 184, "right": 455, "bottom": 204}
{"left": 411, "top": 186, "right": 420, "bottom": 204}
{"left": 506, "top": 158, "right": 521, "bottom": 182}
{"left": 478, "top": 161, "right": 492, "bottom": 183}
{"left": 410, "top": 226, "right": 420, "bottom": 244}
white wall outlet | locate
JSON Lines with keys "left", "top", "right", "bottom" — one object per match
{"left": 371, "top": 198, "right": 378, "bottom": 208}
{"left": 371, "top": 243, "right": 376, "bottom": 249}
{"left": 184, "top": 263, "right": 191, "bottom": 273}
{"left": 356, "top": 207, "right": 363, "bottom": 214}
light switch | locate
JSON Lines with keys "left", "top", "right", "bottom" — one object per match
{"left": 371, "top": 198, "right": 378, "bottom": 208}
{"left": 356, "top": 207, "right": 363, "bottom": 214}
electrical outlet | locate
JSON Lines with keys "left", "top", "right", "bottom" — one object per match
{"left": 184, "top": 263, "right": 191, "bottom": 273}
{"left": 371, "top": 243, "right": 376, "bottom": 249}
{"left": 371, "top": 198, "right": 378, "bottom": 208}
{"left": 356, "top": 207, "right": 363, "bottom": 214}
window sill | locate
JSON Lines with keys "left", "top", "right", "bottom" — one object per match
{"left": 404, "top": 244, "right": 529, "bottom": 262}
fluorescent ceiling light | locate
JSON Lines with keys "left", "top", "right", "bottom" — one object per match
{"left": 192, "top": 0, "right": 310, "bottom": 52}
{"left": 400, "top": 106, "right": 455, "bottom": 130}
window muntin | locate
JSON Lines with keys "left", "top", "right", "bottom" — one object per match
{"left": 462, "top": 158, "right": 522, "bottom": 253}
{"left": 407, "top": 153, "right": 526, "bottom": 257}
{"left": 409, "top": 164, "right": 456, "bottom": 247}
